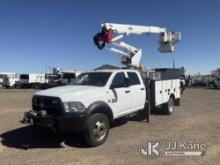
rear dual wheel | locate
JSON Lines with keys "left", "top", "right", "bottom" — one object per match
{"left": 165, "top": 97, "right": 175, "bottom": 115}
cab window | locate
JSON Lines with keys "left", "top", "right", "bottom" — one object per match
{"left": 111, "top": 72, "right": 126, "bottom": 88}
{"left": 128, "top": 72, "right": 140, "bottom": 86}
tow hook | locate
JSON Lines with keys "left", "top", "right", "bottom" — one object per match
{"left": 21, "top": 111, "right": 35, "bottom": 124}
{"left": 21, "top": 110, "right": 47, "bottom": 124}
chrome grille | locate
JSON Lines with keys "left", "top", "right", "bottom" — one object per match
{"left": 32, "top": 96, "right": 63, "bottom": 116}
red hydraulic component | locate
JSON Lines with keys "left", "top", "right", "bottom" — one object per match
{"left": 93, "top": 28, "right": 112, "bottom": 49}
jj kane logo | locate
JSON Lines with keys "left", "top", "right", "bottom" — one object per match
{"left": 139, "top": 140, "right": 206, "bottom": 157}
{"left": 139, "top": 140, "right": 161, "bottom": 156}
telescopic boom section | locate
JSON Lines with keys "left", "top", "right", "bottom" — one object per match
{"left": 93, "top": 23, "right": 181, "bottom": 68}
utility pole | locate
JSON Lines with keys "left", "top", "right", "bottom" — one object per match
{"left": 173, "top": 59, "right": 175, "bottom": 69}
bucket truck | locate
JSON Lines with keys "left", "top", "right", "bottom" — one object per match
{"left": 22, "top": 23, "right": 182, "bottom": 147}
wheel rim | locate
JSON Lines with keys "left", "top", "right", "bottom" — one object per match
{"left": 169, "top": 99, "right": 174, "bottom": 113}
{"left": 93, "top": 120, "right": 107, "bottom": 141}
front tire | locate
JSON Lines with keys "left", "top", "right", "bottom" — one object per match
{"left": 83, "top": 113, "right": 109, "bottom": 147}
{"left": 164, "top": 97, "right": 175, "bottom": 115}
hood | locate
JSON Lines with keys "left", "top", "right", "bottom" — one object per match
{"left": 35, "top": 85, "right": 104, "bottom": 102}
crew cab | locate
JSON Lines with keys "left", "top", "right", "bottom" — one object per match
{"left": 23, "top": 69, "right": 181, "bottom": 146}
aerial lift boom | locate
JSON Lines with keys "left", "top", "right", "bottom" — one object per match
{"left": 93, "top": 23, "right": 181, "bottom": 68}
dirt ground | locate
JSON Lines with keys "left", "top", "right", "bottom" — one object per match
{"left": 0, "top": 88, "right": 220, "bottom": 165}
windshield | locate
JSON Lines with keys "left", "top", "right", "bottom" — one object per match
{"left": 71, "top": 72, "right": 112, "bottom": 87}
{"left": 20, "top": 74, "right": 29, "bottom": 79}
{"left": 63, "top": 73, "right": 75, "bottom": 79}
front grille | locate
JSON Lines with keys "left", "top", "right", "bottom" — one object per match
{"left": 32, "top": 96, "right": 63, "bottom": 116}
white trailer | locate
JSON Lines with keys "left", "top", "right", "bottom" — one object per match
{"left": 0, "top": 77, "right": 3, "bottom": 87}
{"left": 0, "top": 72, "right": 20, "bottom": 88}
{"left": 18, "top": 74, "right": 45, "bottom": 88}
{"left": 53, "top": 67, "right": 82, "bottom": 85}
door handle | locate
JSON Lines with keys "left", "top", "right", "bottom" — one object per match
{"left": 125, "top": 90, "right": 130, "bottom": 93}
{"left": 140, "top": 88, "right": 145, "bottom": 90}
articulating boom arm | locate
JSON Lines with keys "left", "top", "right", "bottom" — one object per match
{"left": 93, "top": 23, "right": 181, "bottom": 68}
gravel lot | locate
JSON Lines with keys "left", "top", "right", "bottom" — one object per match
{"left": 0, "top": 88, "right": 220, "bottom": 165}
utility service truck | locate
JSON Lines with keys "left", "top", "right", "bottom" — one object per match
{"left": 22, "top": 23, "right": 182, "bottom": 146}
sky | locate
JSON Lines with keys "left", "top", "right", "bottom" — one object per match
{"left": 0, "top": 0, "right": 219, "bottom": 75}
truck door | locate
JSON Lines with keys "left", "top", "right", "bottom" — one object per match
{"left": 127, "top": 72, "right": 146, "bottom": 110}
{"left": 109, "top": 72, "right": 132, "bottom": 118}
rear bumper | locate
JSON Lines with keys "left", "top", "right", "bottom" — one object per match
{"left": 22, "top": 110, "right": 87, "bottom": 132}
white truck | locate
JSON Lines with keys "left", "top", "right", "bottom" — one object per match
{"left": 22, "top": 23, "right": 182, "bottom": 146}
{"left": 23, "top": 69, "right": 181, "bottom": 146}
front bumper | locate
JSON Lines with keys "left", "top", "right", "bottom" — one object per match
{"left": 22, "top": 110, "right": 87, "bottom": 132}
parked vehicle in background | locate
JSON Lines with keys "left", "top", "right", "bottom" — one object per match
{"left": 0, "top": 77, "right": 3, "bottom": 88}
{"left": 201, "top": 75, "right": 213, "bottom": 86}
{"left": 61, "top": 73, "right": 76, "bottom": 85}
{"left": 17, "top": 74, "right": 45, "bottom": 88}
{"left": 41, "top": 74, "right": 62, "bottom": 89}
{"left": 13, "top": 70, "right": 82, "bottom": 89}
{"left": 0, "top": 78, "right": 3, "bottom": 88}
{"left": 206, "top": 75, "right": 215, "bottom": 87}
{"left": 213, "top": 76, "right": 220, "bottom": 88}
{"left": 191, "top": 75, "right": 203, "bottom": 86}
{"left": 2, "top": 73, "right": 20, "bottom": 88}
{"left": 53, "top": 68, "right": 82, "bottom": 85}
{"left": 189, "top": 74, "right": 217, "bottom": 88}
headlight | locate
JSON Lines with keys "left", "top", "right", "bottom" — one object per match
{"left": 63, "top": 101, "right": 86, "bottom": 112}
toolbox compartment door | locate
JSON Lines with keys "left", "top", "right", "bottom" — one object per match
{"left": 154, "top": 81, "right": 163, "bottom": 106}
